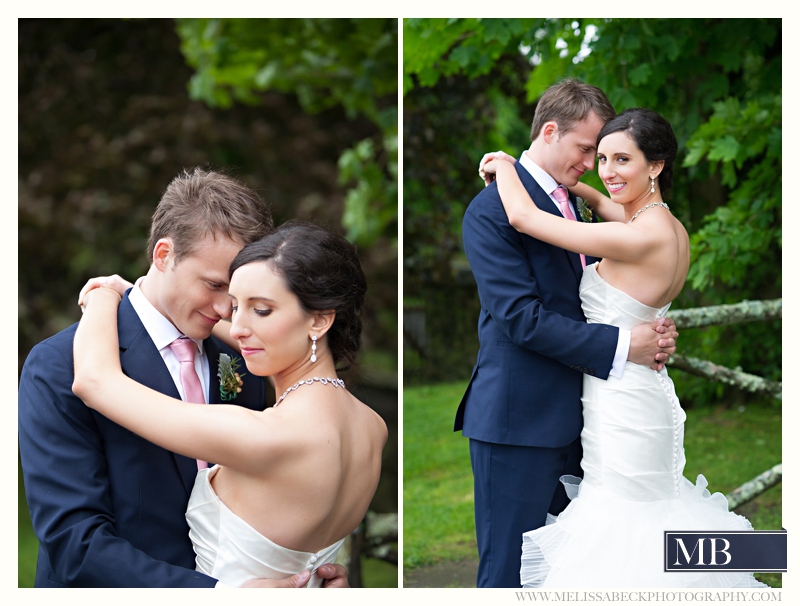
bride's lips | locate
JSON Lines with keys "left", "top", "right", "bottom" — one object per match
{"left": 240, "top": 347, "right": 263, "bottom": 357}
{"left": 606, "top": 182, "right": 625, "bottom": 193}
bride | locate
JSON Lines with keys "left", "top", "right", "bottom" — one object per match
{"left": 73, "top": 221, "right": 388, "bottom": 587}
{"left": 482, "top": 107, "right": 766, "bottom": 588}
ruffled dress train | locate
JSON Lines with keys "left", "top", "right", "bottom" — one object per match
{"left": 520, "top": 263, "right": 766, "bottom": 588}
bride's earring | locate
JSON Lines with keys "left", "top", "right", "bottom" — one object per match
{"left": 650, "top": 177, "right": 655, "bottom": 193}
{"left": 310, "top": 335, "right": 318, "bottom": 363}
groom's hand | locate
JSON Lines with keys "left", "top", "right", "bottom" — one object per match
{"left": 237, "top": 564, "right": 350, "bottom": 588}
{"left": 239, "top": 570, "right": 313, "bottom": 588}
{"left": 628, "top": 317, "right": 679, "bottom": 371}
{"left": 316, "top": 563, "right": 350, "bottom": 587}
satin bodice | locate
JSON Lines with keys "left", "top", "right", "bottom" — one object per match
{"left": 185, "top": 466, "right": 344, "bottom": 587}
{"left": 580, "top": 262, "right": 671, "bottom": 328}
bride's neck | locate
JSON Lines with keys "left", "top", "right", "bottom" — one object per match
{"left": 272, "top": 360, "right": 340, "bottom": 396}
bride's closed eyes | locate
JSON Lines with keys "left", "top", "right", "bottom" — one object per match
{"left": 230, "top": 304, "right": 273, "bottom": 317}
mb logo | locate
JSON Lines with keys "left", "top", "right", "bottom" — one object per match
{"left": 672, "top": 537, "right": 731, "bottom": 566}
{"left": 664, "top": 530, "right": 787, "bottom": 573}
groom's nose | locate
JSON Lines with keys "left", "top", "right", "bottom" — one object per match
{"left": 213, "top": 294, "right": 233, "bottom": 319}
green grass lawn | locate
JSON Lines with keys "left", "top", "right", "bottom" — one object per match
{"left": 18, "top": 460, "right": 37, "bottom": 588}
{"left": 403, "top": 380, "right": 782, "bottom": 587}
{"left": 403, "top": 382, "right": 476, "bottom": 568}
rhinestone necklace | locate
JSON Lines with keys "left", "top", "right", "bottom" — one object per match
{"left": 274, "top": 376, "right": 346, "bottom": 407}
{"left": 628, "top": 202, "right": 670, "bottom": 224}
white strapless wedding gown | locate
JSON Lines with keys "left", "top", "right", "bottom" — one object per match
{"left": 520, "top": 263, "right": 766, "bottom": 588}
{"left": 185, "top": 466, "right": 345, "bottom": 588}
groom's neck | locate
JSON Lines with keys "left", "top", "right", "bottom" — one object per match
{"left": 524, "top": 142, "right": 546, "bottom": 171}
{"left": 138, "top": 266, "right": 167, "bottom": 319}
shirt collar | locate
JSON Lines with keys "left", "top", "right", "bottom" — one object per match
{"left": 519, "top": 151, "right": 561, "bottom": 197}
{"left": 128, "top": 280, "right": 203, "bottom": 355}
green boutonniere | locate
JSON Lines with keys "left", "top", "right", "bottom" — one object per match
{"left": 218, "top": 353, "right": 245, "bottom": 401}
{"left": 576, "top": 197, "right": 593, "bottom": 223}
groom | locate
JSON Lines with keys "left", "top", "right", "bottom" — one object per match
{"left": 18, "top": 169, "right": 347, "bottom": 588}
{"left": 455, "top": 79, "right": 679, "bottom": 587}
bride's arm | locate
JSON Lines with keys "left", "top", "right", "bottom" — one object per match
{"left": 212, "top": 319, "right": 240, "bottom": 353}
{"left": 486, "top": 159, "right": 651, "bottom": 262}
{"left": 478, "top": 152, "right": 625, "bottom": 223}
{"left": 77, "top": 274, "right": 241, "bottom": 353}
{"left": 78, "top": 274, "right": 133, "bottom": 309}
{"left": 72, "top": 288, "right": 285, "bottom": 474}
{"left": 568, "top": 182, "right": 625, "bottom": 223}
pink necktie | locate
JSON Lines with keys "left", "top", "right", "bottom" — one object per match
{"left": 168, "top": 337, "right": 207, "bottom": 470}
{"left": 552, "top": 186, "right": 586, "bottom": 269}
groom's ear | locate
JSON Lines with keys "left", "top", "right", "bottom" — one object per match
{"left": 542, "top": 121, "right": 559, "bottom": 143}
{"left": 152, "top": 238, "right": 174, "bottom": 272}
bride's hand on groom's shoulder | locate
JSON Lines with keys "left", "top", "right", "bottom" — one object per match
{"left": 78, "top": 274, "right": 133, "bottom": 312}
{"left": 478, "top": 150, "right": 516, "bottom": 186}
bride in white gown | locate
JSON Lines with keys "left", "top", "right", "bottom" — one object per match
{"left": 482, "top": 108, "right": 766, "bottom": 588}
{"left": 73, "top": 222, "right": 388, "bottom": 587}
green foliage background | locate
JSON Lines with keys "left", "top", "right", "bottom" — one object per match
{"left": 403, "top": 18, "right": 781, "bottom": 410}
{"left": 175, "top": 18, "right": 398, "bottom": 249}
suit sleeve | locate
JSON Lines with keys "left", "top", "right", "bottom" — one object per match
{"left": 18, "top": 336, "right": 216, "bottom": 588}
{"left": 462, "top": 187, "right": 618, "bottom": 379}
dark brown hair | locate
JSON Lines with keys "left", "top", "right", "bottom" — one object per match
{"left": 597, "top": 108, "right": 678, "bottom": 198}
{"left": 530, "top": 78, "right": 616, "bottom": 141}
{"left": 229, "top": 221, "right": 367, "bottom": 369}
{"left": 146, "top": 168, "right": 272, "bottom": 263}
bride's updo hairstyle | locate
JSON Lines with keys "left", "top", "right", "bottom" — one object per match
{"left": 229, "top": 221, "right": 367, "bottom": 370}
{"left": 597, "top": 108, "right": 678, "bottom": 198}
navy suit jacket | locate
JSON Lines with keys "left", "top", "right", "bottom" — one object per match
{"left": 18, "top": 292, "right": 267, "bottom": 587}
{"left": 455, "top": 161, "right": 619, "bottom": 448}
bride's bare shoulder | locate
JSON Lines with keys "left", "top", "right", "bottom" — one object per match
{"left": 349, "top": 393, "right": 389, "bottom": 446}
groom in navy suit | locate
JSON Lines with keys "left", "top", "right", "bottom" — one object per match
{"left": 455, "top": 79, "right": 678, "bottom": 587}
{"left": 19, "top": 169, "right": 347, "bottom": 587}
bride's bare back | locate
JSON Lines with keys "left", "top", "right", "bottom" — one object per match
{"left": 210, "top": 386, "right": 387, "bottom": 552}
{"left": 593, "top": 207, "right": 690, "bottom": 309}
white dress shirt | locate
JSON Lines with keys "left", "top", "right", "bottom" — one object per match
{"left": 128, "top": 282, "right": 210, "bottom": 401}
{"left": 519, "top": 152, "right": 578, "bottom": 215}
{"left": 518, "top": 152, "right": 630, "bottom": 378}
{"left": 129, "top": 280, "right": 228, "bottom": 586}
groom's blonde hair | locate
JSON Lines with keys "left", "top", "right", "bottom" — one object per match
{"left": 530, "top": 78, "right": 616, "bottom": 141}
{"left": 146, "top": 168, "right": 272, "bottom": 264}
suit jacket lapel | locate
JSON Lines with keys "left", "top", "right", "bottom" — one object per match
{"left": 514, "top": 162, "right": 561, "bottom": 217}
{"left": 118, "top": 295, "right": 173, "bottom": 387}
{"left": 514, "top": 163, "right": 585, "bottom": 280}
{"left": 572, "top": 193, "right": 601, "bottom": 267}
{"left": 204, "top": 336, "right": 222, "bottom": 405}
{"left": 117, "top": 294, "right": 199, "bottom": 496}
{"left": 570, "top": 192, "right": 599, "bottom": 269}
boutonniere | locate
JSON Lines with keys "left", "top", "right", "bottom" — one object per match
{"left": 576, "top": 197, "right": 593, "bottom": 223}
{"left": 217, "top": 353, "right": 245, "bottom": 401}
